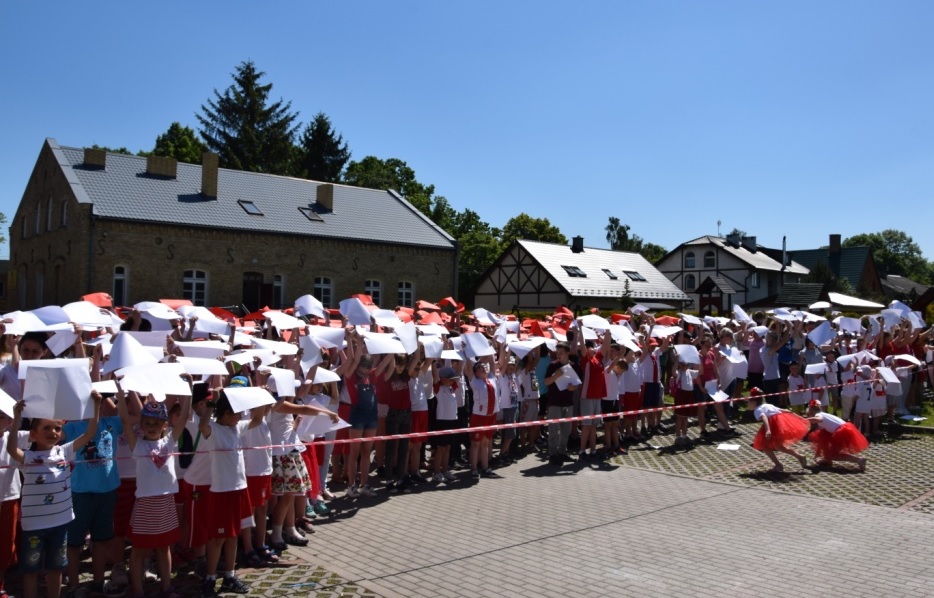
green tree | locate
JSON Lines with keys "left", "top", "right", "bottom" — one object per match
{"left": 843, "top": 230, "right": 932, "bottom": 284}
{"left": 640, "top": 242, "right": 668, "bottom": 265}
{"left": 196, "top": 60, "right": 299, "bottom": 175}
{"left": 804, "top": 260, "right": 854, "bottom": 295}
{"left": 295, "top": 112, "right": 350, "bottom": 182}
{"left": 343, "top": 156, "right": 435, "bottom": 214}
{"left": 150, "top": 122, "right": 206, "bottom": 164}
{"left": 499, "top": 213, "right": 567, "bottom": 246}
{"left": 90, "top": 144, "right": 134, "bottom": 155}
{"left": 727, "top": 227, "right": 747, "bottom": 238}
{"left": 605, "top": 216, "right": 667, "bottom": 264}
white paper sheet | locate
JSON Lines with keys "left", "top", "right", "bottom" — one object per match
{"left": 507, "top": 338, "right": 547, "bottom": 360}
{"left": 223, "top": 386, "right": 276, "bottom": 413}
{"left": 673, "top": 344, "right": 701, "bottom": 365}
{"left": 394, "top": 322, "right": 419, "bottom": 355}
{"left": 304, "top": 326, "right": 346, "bottom": 349}
{"left": 807, "top": 321, "right": 834, "bottom": 347}
{"left": 63, "top": 301, "right": 118, "bottom": 328}
{"left": 419, "top": 336, "right": 443, "bottom": 359}
{"left": 294, "top": 294, "right": 326, "bottom": 320}
{"left": 554, "top": 364, "right": 582, "bottom": 391}
{"left": 363, "top": 333, "right": 407, "bottom": 355}
{"left": 265, "top": 310, "right": 306, "bottom": 331}
{"left": 0, "top": 389, "right": 16, "bottom": 418}
{"left": 23, "top": 363, "right": 94, "bottom": 420}
{"left": 118, "top": 362, "right": 192, "bottom": 402}
{"left": 339, "top": 298, "right": 373, "bottom": 326}
{"left": 172, "top": 357, "right": 229, "bottom": 376}
{"left": 172, "top": 340, "right": 229, "bottom": 360}
{"left": 462, "top": 332, "right": 495, "bottom": 358}
{"left": 264, "top": 368, "right": 296, "bottom": 397}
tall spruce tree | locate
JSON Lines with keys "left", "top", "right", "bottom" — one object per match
{"left": 295, "top": 112, "right": 351, "bottom": 182}
{"left": 196, "top": 61, "right": 299, "bottom": 175}
{"left": 151, "top": 122, "right": 206, "bottom": 164}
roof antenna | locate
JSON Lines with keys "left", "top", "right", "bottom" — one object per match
{"left": 717, "top": 220, "right": 722, "bottom": 237}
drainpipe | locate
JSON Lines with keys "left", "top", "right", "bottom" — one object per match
{"left": 87, "top": 213, "right": 96, "bottom": 294}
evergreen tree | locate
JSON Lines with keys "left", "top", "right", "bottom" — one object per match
{"left": 150, "top": 122, "right": 206, "bottom": 164}
{"left": 343, "top": 156, "right": 435, "bottom": 214}
{"left": 295, "top": 112, "right": 350, "bottom": 182}
{"left": 196, "top": 60, "right": 299, "bottom": 175}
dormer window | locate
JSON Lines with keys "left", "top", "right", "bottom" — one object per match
{"left": 561, "top": 265, "right": 587, "bottom": 278}
{"left": 238, "top": 199, "right": 263, "bottom": 215}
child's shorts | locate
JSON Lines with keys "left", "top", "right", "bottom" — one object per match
{"left": 68, "top": 490, "right": 117, "bottom": 547}
{"left": 182, "top": 482, "right": 211, "bottom": 549}
{"left": 410, "top": 410, "right": 429, "bottom": 443}
{"left": 19, "top": 523, "right": 68, "bottom": 573}
{"left": 430, "top": 418, "right": 459, "bottom": 448}
{"left": 469, "top": 414, "right": 496, "bottom": 442}
{"left": 246, "top": 475, "right": 272, "bottom": 508}
{"left": 579, "top": 399, "right": 601, "bottom": 426}
{"left": 499, "top": 407, "right": 518, "bottom": 440}
{"left": 333, "top": 404, "right": 352, "bottom": 456}
{"left": 208, "top": 489, "right": 250, "bottom": 539}
{"left": 520, "top": 399, "right": 540, "bottom": 423}
{"left": 601, "top": 399, "right": 620, "bottom": 422}
{"left": 0, "top": 499, "right": 19, "bottom": 568}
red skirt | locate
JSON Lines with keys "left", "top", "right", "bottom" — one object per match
{"left": 808, "top": 423, "right": 869, "bottom": 461}
{"left": 410, "top": 410, "right": 429, "bottom": 442}
{"left": 300, "top": 444, "right": 321, "bottom": 499}
{"left": 752, "top": 412, "right": 810, "bottom": 451}
{"left": 673, "top": 388, "right": 694, "bottom": 417}
{"left": 621, "top": 392, "right": 641, "bottom": 415}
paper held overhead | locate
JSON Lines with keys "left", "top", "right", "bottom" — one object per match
{"left": 223, "top": 386, "right": 276, "bottom": 413}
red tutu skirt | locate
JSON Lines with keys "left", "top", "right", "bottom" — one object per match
{"left": 808, "top": 423, "right": 869, "bottom": 461}
{"left": 752, "top": 412, "right": 810, "bottom": 451}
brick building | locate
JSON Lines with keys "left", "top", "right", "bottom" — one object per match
{"left": 9, "top": 139, "right": 458, "bottom": 311}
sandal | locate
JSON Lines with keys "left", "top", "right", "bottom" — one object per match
{"left": 270, "top": 540, "right": 288, "bottom": 552}
{"left": 257, "top": 546, "right": 280, "bottom": 564}
{"left": 243, "top": 551, "right": 266, "bottom": 568}
{"left": 284, "top": 534, "right": 309, "bottom": 547}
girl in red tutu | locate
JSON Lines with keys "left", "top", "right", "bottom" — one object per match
{"left": 747, "top": 388, "right": 810, "bottom": 472}
{"left": 805, "top": 400, "right": 868, "bottom": 472}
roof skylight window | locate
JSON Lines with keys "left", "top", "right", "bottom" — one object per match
{"left": 238, "top": 199, "right": 263, "bottom": 215}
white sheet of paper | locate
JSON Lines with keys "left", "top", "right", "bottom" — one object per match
{"left": 888, "top": 300, "right": 912, "bottom": 317}
{"left": 173, "top": 340, "right": 229, "bottom": 360}
{"left": 440, "top": 349, "right": 464, "bottom": 362}
{"left": 579, "top": 314, "right": 612, "bottom": 330}
{"left": 0, "top": 389, "right": 16, "bottom": 417}
{"left": 264, "top": 310, "right": 306, "bottom": 331}
{"left": 462, "top": 332, "right": 495, "bottom": 358}
{"left": 23, "top": 364, "right": 94, "bottom": 420}
{"left": 751, "top": 326, "right": 769, "bottom": 338}
{"left": 710, "top": 390, "right": 731, "bottom": 403}
{"left": 251, "top": 337, "right": 299, "bottom": 356}
{"left": 908, "top": 312, "right": 925, "bottom": 331}
{"left": 704, "top": 380, "right": 719, "bottom": 395}
{"left": 555, "top": 364, "right": 582, "bottom": 391}
{"left": 119, "top": 362, "right": 192, "bottom": 402}
{"left": 733, "top": 305, "right": 753, "bottom": 324}
{"left": 223, "top": 386, "right": 276, "bottom": 413}
{"left": 63, "top": 301, "right": 117, "bottom": 328}
{"left": 305, "top": 326, "right": 346, "bottom": 349}
{"left": 673, "top": 344, "right": 701, "bottom": 365}
{"left": 46, "top": 330, "right": 78, "bottom": 356}
{"left": 339, "top": 298, "right": 373, "bottom": 326}
{"left": 880, "top": 309, "right": 903, "bottom": 330}
{"left": 193, "top": 317, "right": 232, "bottom": 336}
{"left": 394, "top": 322, "right": 419, "bottom": 354}
{"left": 363, "top": 333, "right": 406, "bottom": 355}
{"left": 836, "top": 316, "right": 863, "bottom": 335}
{"left": 299, "top": 336, "right": 324, "bottom": 371}
{"left": 876, "top": 367, "right": 900, "bottom": 385}
{"left": 294, "top": 294, "right": 326, "bottom": 319}
{"left": 717, "top": 443, "right": 740, "bottom": 451}
{"left": 313, "top": 367, "right": 341, "bottom": 384}
{"left": 30, "top": 305, "right": 72, "bottom": 325}
{"left": 3, "top": 310, "right": 74, "bottom": 335}
{"left": 678, "top": 313, "right": 703, "bottom": 326}
{"left": 91, "top": 380, "right": 118, "bottom": 395}
{"left": 173, "top": 357, "right": 229, "bottom": 376}
{"left": 295, "top": 413, "right": 350, "bottom": 440}
{"left": 805, "top": 363, "right": 828, "bottom": 375}
{"left": 225, "top": 349, "right": 280, "bottom": 368}
{"left": 419, "top": 336, "right": 443, "bottom": 359}
{"left": 807, "top": 321, "right": 834, "bottom": 347}
{"left": 650, "top": 325, "right": 682, "bottom": 339}
{"left": 416, "top": 324, "right": 449, "bottom": 336}
{"left": 471, "top": 308, "right": 500, "bottom": 326}
{"left": 371, "top": 309, "right": 404, "bottom": 330}
{"left": 18, "top": 358, "right": 91, "bottom": 380}
{"left": 608, "top": 324, "right": 636, "bottom": 344}
{"left": 125, "top": 331, "right": 170, "bottom": 349}
{"left": 264, "top": 368, "right": 296, "bottom": 397}
{"left": 892, "top": 354, "right": 922, "bottom": 367}
{"left": 508, "top": 338, "right": 546, "bottom": 360}
{"left": 134, "top": 301, "right": 179, "bottom": 320}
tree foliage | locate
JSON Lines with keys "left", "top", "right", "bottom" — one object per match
{"left": 295, "top": 112, "right": 350, "bottom": 183}
{"left": 843, "top": 230, "right": 932, "bottom": 284}
{"left": 804, "top": 260, "right": 854, "bottom": 295}
{"left": 90, "top": 144, "right": 134, "bottom": 155}
{"left": 605, "top": 217, "right": 667, "bottom": 264}
{"left": 343, "top": 156, "right": 435, "bottom": 214}
{"left": 197, "top": 60, "right": 299, "bottom": 175}
{"left": 500, "top": 213, "right": 567, "bottom": 246}
{"left": 150, "top": 122, "right": 206, "bottom": 164}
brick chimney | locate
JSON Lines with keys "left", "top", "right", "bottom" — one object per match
{"left": 571, "top": 236, "right": 584, "bottom": 253}
{"left": 83, "top": 148, "right": 106, "bottom": 169}
{"left": 146, "top": 155, "right": 177, "bottom": 178}
{"left": 201, "top": 152, "right": 218, "bottom": 199}
{"left": 829, "top": 234, "right": 841, "bottom": 254}
{"left": 316, "top": 184, "right": 334, "bottom": 212}
{"left": 741, "top": 235, "right": 757, "bottom": 253}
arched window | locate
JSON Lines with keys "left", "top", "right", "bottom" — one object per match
{"left": 34, "top": 202, "right": 41, "bottom": 235}
{"left": 113, "top": 266, "right": 128, "bottom": 307}
{"left": 398, "top": 281, "right": 414, "bottom": 308}
{"left": 60, "top": 200, "right": 68, "bottom": 227}
{"left": 314, "top": 277, "right": 333, "bottom": 308}
{"left": 703, "top": 250, "right": 715, "bottom": 268}
{"left": 685, "top": 274, "right": 696, "bottom": 292}
{"left": 684, "top": 251, "right": 695, "bottom": 269}
{"left": 183, "top": 269, "right": 208, "bottom": 306}
{"left": 46, "top": 196, "right": 53, "bottom": 231}
{"left": 364, "top": 280, "right": 381, "bottom": 307}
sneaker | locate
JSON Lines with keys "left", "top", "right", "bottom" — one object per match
{"left": 386, "top": 480, "right": 398, "bottom": 493}
{"left": 359, "top": 484, "right": 376, "bottom": 497}
{"left": 443, "top": 471, "right": 457, "bottom": 482}
{"left": 481, "top": 469, "right": 500, "bottom": 478}
{"left": 431, "top": 472, "right": 445, "bottom": 483}
{"left": 296, "top": 519, "right": 315, "bottom": 534}
{"left": 200, "top": 579, "right": 218, "bottom": 598}
{"left": 92, "top": 580, "right": 126, "bottom": 596}
{"left": 346, "top": 485, "right": 360, "bottom": 498}
{"left": 304, "top": 504, "right": 318, "bottom": 519}
{"left": 312, "top": 500, "right": 330, "bottom": 516}
{"left": 219, "top": 575, "right": 249, "bottom": 595}
{"left": 111, "top": 564, "right": 129, "bottom": 587}
{"left": 284, "top": 533, "right": 309, "bottom": 547}
{"left": 547, "top": 456, "right": 563, "bottom": 465}
{"left": 471, "top": 469, "right": 481, "bottom": 480}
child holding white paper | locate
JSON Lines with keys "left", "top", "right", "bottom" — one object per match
{"left": 0, "top": 405, "right": 30, "bottom": 598}
{"left": 430, "top": 366, "right": 463, "bottom": 482}
{"left": 6, "top": 392, "right": 103, "bottom": 598}
{"left": 116, "top": 384, "right": 190, "bottom": 598}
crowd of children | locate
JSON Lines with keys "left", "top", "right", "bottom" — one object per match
{"left": 0, "top": 296, "right": 931, "bottom": 598}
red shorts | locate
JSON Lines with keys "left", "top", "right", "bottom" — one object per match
{"left": 299, "top": 445, "right": 321, "bottom": 498}
{"left": 333, "top": 404, "right": 352, "bottom": 456}
{"left": 621, "top": 391, "right": 642, "bottom": 414}
{"left": 0, "top": 499, "right": 19, "bottom": 568}
{"left": 182, "top": 482, "right": 211, "bottom": 549}
{"left": 410, "top": 411, "right": 429, "bottom": 443}
{"left": 208, "top": 489, "right": 251, "bottom": 539}
{"left": 246, "top": 475, "right": 272, "bottom": 508}
{"left": 470, "top": 414, "right": 496, "bottom": 442}
{"left": 113, "top": 478, "right": 137, "bottom": 537}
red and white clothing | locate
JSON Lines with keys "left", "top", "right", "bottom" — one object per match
{"left": 787, "top": 374, "right": 808, "bottom": 406}
{"left": 808, "top": 412, "right": 869, "bottom": 461}
{"left": 21, "top": 442, "right": 76, "bottom": 531}
{"left": 752, "top": 404, "right": 809, "bottom": 451}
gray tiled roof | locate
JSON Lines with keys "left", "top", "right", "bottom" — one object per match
{"left": 517, "top": 240, "right": 690, "bottom": 302}
{"left": 682, "top": 235, "right": 809, "bottom": 275}
{"left": 52, "top": 140, "right": 455, "bottom": 250}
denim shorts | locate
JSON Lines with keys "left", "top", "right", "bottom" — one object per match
{"left": 349, "top": 402, "right": 378, "bottom": 430}
{"left": 20, "top": 523, "right": 69, "bottom": 573}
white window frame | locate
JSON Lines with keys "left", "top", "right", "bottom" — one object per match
{"left": 113, "top": 265, "right": 128, "bottom": 307}
{"left": 183, "top": 269, "right": 208, "bottom": 306}
{"left": 397, "top": 281, "right": 414, "bottom": 308}
{"left": 365, "top": 279, "right": 382, "bottom": 307}
{"left": 685, "top": 274, "right": 696, "bottom": 292}
{"left": 314, "top": 277, "right": 333, "bottom": 308}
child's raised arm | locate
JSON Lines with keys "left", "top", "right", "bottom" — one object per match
{"left": 73, "top": 391, "right": 103, "bottom": 451}
{"left": 5, "top": 400, "right": 26, "bottom": 464}
{"left": 116, "top": 382, "right": 137, "bottom": 450}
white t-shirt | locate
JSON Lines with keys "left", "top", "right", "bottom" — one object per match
{"left": 470, "top": 377, "right": 499, "bottom": 416}
{"left": 788, "top": 375, "right": 808, "bottom": 406}
{"left": 1, "top": 430, "right": 30, "bottom": 501}
{"left": 243, "top": 419, "right": 273, "bottom": 477}
{"left": 21, "top": 441, "right": 77, "bottom": 531}
{"left": 641, "top": 350, "right": 662, "bottom": 384}
{"left": 133, "top": 435, "right": 179, "bottom": 497}
{"left": 115, "top": 426, "right": 137, "bottom": 479}
{"left": 605, "top": 367, "right": 622, "bottom": 401}
{"left": 754, "top": 403, "right": 782, "bottom": 421}
{"left": 840, "top": 369, "right": 857, "bottom": 398}
{"left": 678, "top": 368, "right": 698, "bottom": 392}
{"left": 182, "top": 420, "right": 213, "bottom": 487}
{"left": 496, "top": 373, "right": 520, "bottom": 410}
{"left": 268, "top": 409, "right": 298, "bottom": 456}
{"left": 815, "top": 412, "right": 845, "bottom": 433}
{"left": 409, "top": 377, "right": 429, "bottom": 412}
{"left": 621, "top": 361, "right": 642, "bottom": 393}
{"left": 517, "top": 370, "right": 538, "bottom": 401}
{"left": 209, "top": 420, "right": 249, "bottom": 493}
{"left": 434, "top": 382, "right": 462, "bottom": 421}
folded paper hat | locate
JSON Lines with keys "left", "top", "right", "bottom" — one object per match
{"left": 141, "top": 401, "right": 168, "bottom": 421}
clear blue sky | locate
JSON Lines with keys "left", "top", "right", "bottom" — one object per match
{"left": 2, "top": 1, "right": 932, "bottom": 263}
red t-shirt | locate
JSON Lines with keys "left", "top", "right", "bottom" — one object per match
{"left": 582, "top": 351, "right": 608, "bottom": 399}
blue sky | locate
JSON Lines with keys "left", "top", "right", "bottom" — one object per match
{"left": 1, "top": 1, "right": 932, "bottom": 263}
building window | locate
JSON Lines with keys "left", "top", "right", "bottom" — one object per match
{"left": 183, "top": 269, "right": 208, "bottom": 306}
{"left": 364, "top": 280, "right": 381, "bottom": 307}
{"left": 238, "top": 199, "right": 263, "bottom": 216}
{"left": 624, "top": 271, "right": 647, "bottom": 282}
{"left": 34, "top": 203, "right": 41, "bottom": 235}
{"left": 704, "top": 250, "right": 715, "bottom": 268}
{"left": 273, "top": 275, "right": 284, "bottom": 308}
{"left": 46, "top": 196, "right": 53, "bottom": 231}
{"left": 602, "top": 268, "right": 618, "bottom": 280}
{"left": 298, "top": 206, "right": 324, "bottom": 222}
{"left": 398, "top": 281, "right": 414, "bottom": 307}
{"left": 21, "top": 216, "right": 26, "bottom": 239}
{"left": 113, "top": 266, "right": 128, "bottom": 307}
{"left": 561, "top": 265, "right": 587, "bottom": 277}
{"left": 61, "top": 201, "right": 67, "bottom": 228}
{"left": 750, "top": 271, "right": 761, "bottom": 289}
{"left": 684, "top": 252, "right": 695, "bottom": 269}
{"left": 685, "top": 274, "right": 696, "bottom": 292}
{"left": 35, "top": 271, "right": 44, "bottom": 305}
{"left": 314, "top": 277, "right": 333, "bottom": 308}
